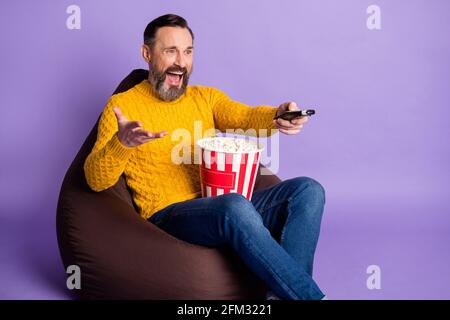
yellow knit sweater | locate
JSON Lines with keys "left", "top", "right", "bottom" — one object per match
{"left": 84, "top": 80, "right": 278, "bottom": 219}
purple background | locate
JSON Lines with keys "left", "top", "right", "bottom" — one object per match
{"left": 1, "top": 0, "right": 449, "bottom": 299}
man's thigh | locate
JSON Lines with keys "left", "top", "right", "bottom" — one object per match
{"left": 148, "top": 194, "right": 231, "bottom": 247}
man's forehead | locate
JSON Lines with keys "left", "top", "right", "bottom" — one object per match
{"left": 154, "top": 26, "right": 193, "bottom": 48}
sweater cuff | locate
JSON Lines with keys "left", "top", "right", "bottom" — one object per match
{"left": 252, "top": 106, "right": 279, "bottom": 136}
{"left": 106, "top": 133, "right": 134, "bottom": 162}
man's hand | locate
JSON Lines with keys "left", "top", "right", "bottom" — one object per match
{"left": 113, "top": 107, "right": 168, "bottom": 147}
{"left": 273, "top": 102, "right": 308, "bottom": 135}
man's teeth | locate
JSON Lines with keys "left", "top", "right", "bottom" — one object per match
{"left": 168, "top": 71, "right": 183, "bottom": 75}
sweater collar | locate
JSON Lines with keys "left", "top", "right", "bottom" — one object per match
{"left": 135, "top": 80, "right": 188, "bottom": 105}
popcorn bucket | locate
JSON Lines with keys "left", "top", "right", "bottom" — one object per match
{"left": 196, "top": 137, "right": 264, "bottom": 200}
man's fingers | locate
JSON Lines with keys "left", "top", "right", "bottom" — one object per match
{"left": 131, "top": 129, "right": 151, "bottom": 138}
{"left": 290, "top": 116, "right": 308, "bottom": 125}
{"left": 274, "top": 119, "right": 296, "bottom": 129}
{"left": 288, "top": 102, "right": 298, "bottom": 111}
{"left": 274, "top": 120, "right": 304, "bottom": 131}
{"left": 279, "top": 128, "right": 301, "bottom": 135}
{"left": 132, "top": 129, "right": 168, "bottom": 140}
{"left": 147, "top": 130, "right": 169, "bottom": 139}
{"left": 134, "top": 135, "right": 153, "bottom": 144}
{"left": 131, "top": 126, "right": 145, "bottom": 134}
{"left": 279, "top": 101, "right": 298, "bottom": 111}
{"left": 274, "top": 115, "right": 308, "bottom": 129}
{"left": 134, "top": 131, "right": 168, "bottom": 144}
{"left": 126, "top": 121, "right": 143, "bottom": 131}
{"left": 156, "top": 130, "right": 169, "bottom": 138}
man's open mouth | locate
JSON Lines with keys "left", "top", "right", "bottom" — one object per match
{"left": 166, "top": 71, "right": 184, "bottom": 86}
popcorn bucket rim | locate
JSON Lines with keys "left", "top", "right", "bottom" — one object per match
{"left": 196, "top": 137, "right": 265, "bottom": 154}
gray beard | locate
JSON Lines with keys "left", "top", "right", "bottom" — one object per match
{"left": 148, "top": 67, "right": 191, "bottom": 101}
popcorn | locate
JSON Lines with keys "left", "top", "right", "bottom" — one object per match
{"left": 198, "top": 137, "right": 261, "bottom": 153}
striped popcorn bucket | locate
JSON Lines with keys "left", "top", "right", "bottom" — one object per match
{"left": 196, "top": 137, "right": 264, "bottom": 200}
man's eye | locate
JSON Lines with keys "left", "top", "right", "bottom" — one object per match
{"left": 185, "top": 50, "right": 193, "bottom": 55}
{"left": 165, "top": 49, "right": 176, "bottom": 54}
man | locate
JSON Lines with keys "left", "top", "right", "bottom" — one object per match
{"left": 84, "top": 14, "right": 326, "bottom": 300}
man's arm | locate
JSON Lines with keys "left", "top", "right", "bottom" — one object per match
{"left": 84, "top": 98, "right": 168, "bottom": 192}
{"left": 209, "top": 88, "right": 279, "bottom": 137}
{"left": 83, "top": 99, "right": 134, "bottom": 192}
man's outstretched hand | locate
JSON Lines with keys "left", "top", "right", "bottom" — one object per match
{"left": 274, "top": 102, "right": 308, "bottom": 135}
{"left": 113, "top": 107, "right": 168, "bottom": 147}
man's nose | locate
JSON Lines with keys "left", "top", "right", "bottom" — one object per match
{"left": 175, "top": 52, "right": 187, "bottom": 69}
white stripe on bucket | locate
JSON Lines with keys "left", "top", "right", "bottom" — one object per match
{"left": 204, "top": 149, "right": 211, "bottom": 169}
{"left": 231, "top": 153, "right": 241, "bottom": 193}
{"left": 217, "top": 152, "right": 225, "bottom": 171}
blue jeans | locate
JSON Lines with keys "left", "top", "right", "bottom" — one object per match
{"left": 148, "top": 176, "right": 326, "bottom": 300}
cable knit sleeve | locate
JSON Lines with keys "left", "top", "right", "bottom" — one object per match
{"left": 84, "top": 98, "right": 134, "bottom": 192}
{"left": 208, "top": 87, "right": 279, "bottom": 137}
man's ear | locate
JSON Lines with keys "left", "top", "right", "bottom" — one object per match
{"left": 141, "top": 44, "right": 151, "bottom": 63}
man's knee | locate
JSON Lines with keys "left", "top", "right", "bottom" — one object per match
{"left": 288, "top": 176, "right": 326, "bottom": 204}
{"left": 215, "top": 193, "right": 262, "bottom": 225}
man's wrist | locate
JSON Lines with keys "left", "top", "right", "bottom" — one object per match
{"left": 107, "top": 133, "right": 134, "bottom": 161}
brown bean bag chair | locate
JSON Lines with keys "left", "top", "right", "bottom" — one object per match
{"left": 56, "top": 69, "right": 282, "bottom": 299}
